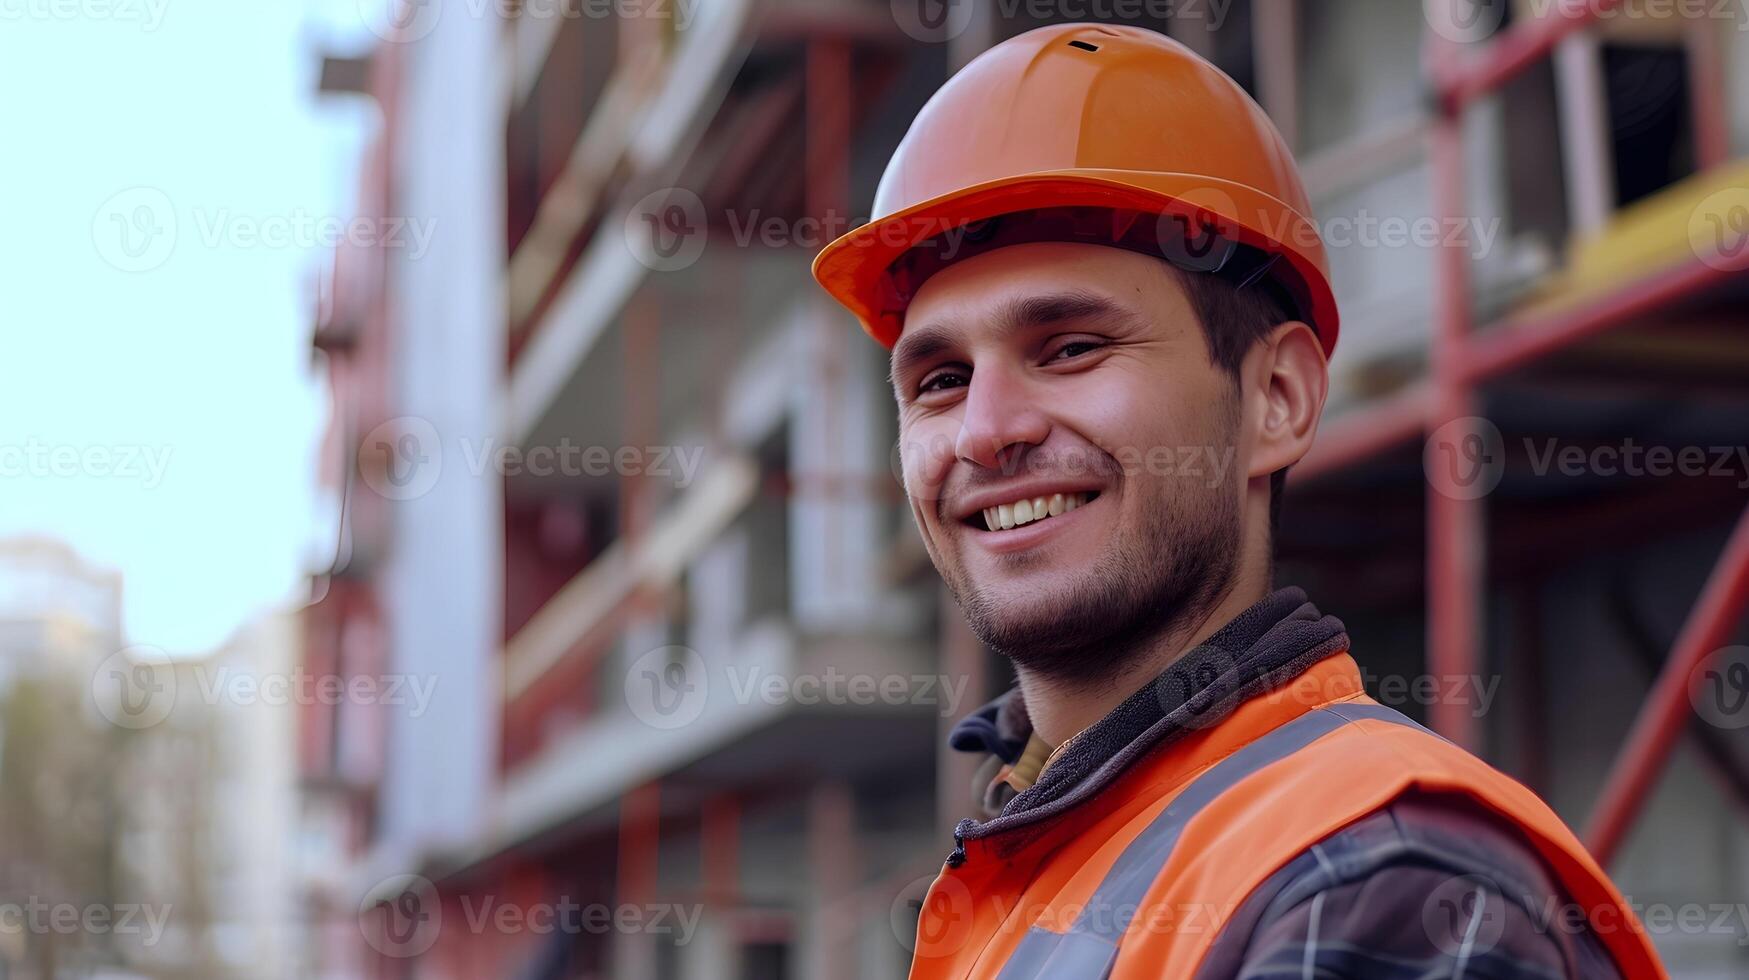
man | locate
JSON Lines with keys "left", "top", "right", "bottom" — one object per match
{"left": 811, "top": 23, "right": 1665, "bottom": 980}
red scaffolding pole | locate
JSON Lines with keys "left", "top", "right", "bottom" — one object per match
{"left": 1419, "top": 0, "right": 1746, "bottom": 864}
{"left": 1426, "top": 109, "right": 1485, "bottom": 750}
{"left": 1431, "top": 0, "right": 1624, "bottom": 112}
{"left": 1584, "top": 508, "right": 1749, "bottom": 863}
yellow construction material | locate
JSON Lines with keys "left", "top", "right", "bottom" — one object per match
{"left": 1524, "top": 160, "right": 1749, "bottom": 314}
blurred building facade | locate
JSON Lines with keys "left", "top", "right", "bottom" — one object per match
{"left": 0, "top": 537, "right": 123, "bottom": 689}
{"left": 303, "top": 1, "right": 1749, "bottom": 977}
{"left": 0, "top": 539, "right": 126, "bottom": 978}
{"left": 0, "top": 542, "right": 298, "bottom": 980}
{"left": 111, "top": 616, "right": 301, "bottom": 980}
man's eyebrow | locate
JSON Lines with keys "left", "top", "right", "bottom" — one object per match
{"left": 888, "top": 290, "right": 1126, "bottom": 390}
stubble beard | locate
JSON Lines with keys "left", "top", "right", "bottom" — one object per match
{"left": 947, "top": 471, "right": 1241, "bottom": 690}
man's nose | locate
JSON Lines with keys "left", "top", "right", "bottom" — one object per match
{"left": 954, "top": 364, "right": 1051, "bottom": 471}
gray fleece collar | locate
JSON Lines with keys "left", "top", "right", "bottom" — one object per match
{"left": 946, "top": 587, "right": 1349, "bottom": 865}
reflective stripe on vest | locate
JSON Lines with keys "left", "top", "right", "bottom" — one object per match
{"left": 993, "top": 702, "right": 1430, "bottom": 980}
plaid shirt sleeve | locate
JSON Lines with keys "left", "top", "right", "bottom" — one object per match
{"left": 1192, "top": 792, "right": 1625, "bottom": 980}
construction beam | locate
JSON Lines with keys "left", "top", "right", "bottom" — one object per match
{"left": 1425, "top": 112, "right": 1485, "bottom": 751}
{"left": 1685, "top": 23, "right": 1731, "bottom": 170}
{"left": 807, "top": 781, "right": 858, "bottom": 980}
{"left": 702, "top": 794, "right": 741, "bottom": 907}
{"left": 1432, "top": 0, "right": 1626, "bottom": 112}
{"left": 1607, "top": 579, "right": 1749, "bottom": 818}
{"left": 1299, "top": 114, "right": 1426, "bottom": 202}
{"left": 1553, "top": 33, "right": 1615, "bottom": 236}
{"left": 1251, "top": 0, "right": 1300, "bottom": 151}
{"left": 1297, "top": 256, "right": 1749, "bottom": 484}
{"left": 1458, "top": 258, "right": 1747, "bottom": 384}
{"left": 1585, "top": 505, "right": 1749, "bottom": 864}
{"left": 1293, "top": 383, "right": 1432, "bottom": 483}
{"left": 615, "top": 782, "right": 662, "bottom": 980}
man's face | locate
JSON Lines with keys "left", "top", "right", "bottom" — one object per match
{"left": 889, "top": 242, "right": 1245, "bottom": 681}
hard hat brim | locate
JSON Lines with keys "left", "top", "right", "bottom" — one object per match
{"left": 811, "top": 169, "right": 1338, "bottom": 358}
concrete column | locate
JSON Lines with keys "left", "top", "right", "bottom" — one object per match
{"left": 803, "top": 781, "right": 857, "bottom": 980}
{"left": 377, "top": 7, "right": 505, "bottom": 859}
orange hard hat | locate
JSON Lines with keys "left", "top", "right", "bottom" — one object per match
{"left": 811, "top": 23, "right": 1338, "bottom": 357}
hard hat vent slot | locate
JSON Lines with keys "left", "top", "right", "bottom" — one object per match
{"left": 1067, "top": 40, "right": 1100, "bottom": 52}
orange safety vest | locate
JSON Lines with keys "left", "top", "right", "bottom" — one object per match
{"left": 908, "top": 652, "right": 1666, "bottom": 979}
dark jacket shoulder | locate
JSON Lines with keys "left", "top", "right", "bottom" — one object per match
{"left": 1194, "top": 790, "right": 1623, "bottom": 980}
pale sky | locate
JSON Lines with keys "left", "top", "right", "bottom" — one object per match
{"left": 1, "top": 0, "right": 387, "bottom": 654}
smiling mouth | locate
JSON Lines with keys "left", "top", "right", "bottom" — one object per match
{"left": 968, "top": 491, "right": 1099, "bottom": 532}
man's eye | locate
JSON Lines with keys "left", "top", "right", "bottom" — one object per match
{"left": 918, "top": 370, "right": 968, "bottom": 395}
{"left": 1051, "top": 341, "right": 1101, "bottom": 360}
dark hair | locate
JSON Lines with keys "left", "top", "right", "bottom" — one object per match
{"left": 1165, "top": 263, "right": 1295, "bottom": 543}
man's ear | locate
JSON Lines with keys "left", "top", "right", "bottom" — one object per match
{"left": 1245, "top": 321, "right": 1328, "bottom": 479}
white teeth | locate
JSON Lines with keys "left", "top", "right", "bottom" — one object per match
{"left": 982, "top": 492, "right": 1092, "bottom": 529}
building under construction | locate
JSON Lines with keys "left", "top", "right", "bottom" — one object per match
{"left": 300, "top": 1, "right": 1749, "bottom": 977}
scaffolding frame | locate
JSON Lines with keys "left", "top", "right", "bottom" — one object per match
{"left": 1297, "top": 0, "right": 1749, "bottom": 866}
